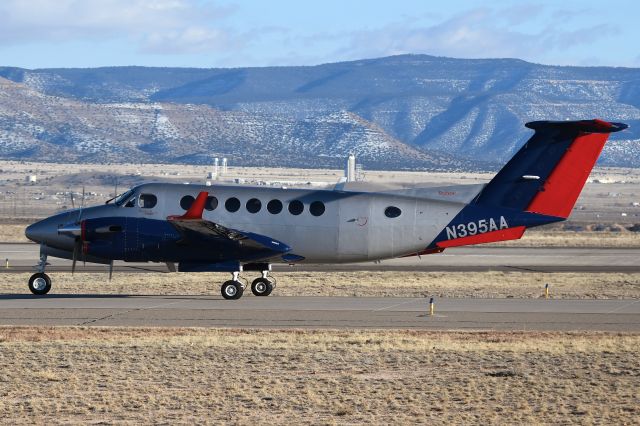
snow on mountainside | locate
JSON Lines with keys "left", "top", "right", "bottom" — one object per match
{"left": 0, "top": 77, "right": 472, "bottom": 170}
{"left": 0, "top": 54, "right": 639, "bottom": 169}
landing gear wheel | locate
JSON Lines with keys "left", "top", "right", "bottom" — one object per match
{"left": 28, "top": 273, "right": 51, "bottom": 295}
{"left": 251, "top": 277, "right": 273, "bottom": 297}
{"left": 221, "top": 280, "right": 244, "bottom": 300}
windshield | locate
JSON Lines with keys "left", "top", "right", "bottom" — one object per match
{"left": 113, "top": 189, "right": 135, "bottom": 206}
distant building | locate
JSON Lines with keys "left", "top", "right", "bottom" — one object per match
{"left": 346, "top": 154, "right": 356, "bottom": 182}
{"left": 25, "top": 175, "right": 37, "bottom": 183}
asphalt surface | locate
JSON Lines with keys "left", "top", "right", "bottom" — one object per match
{"left": 0, "top": 294, "right": 638, "bottom": 331}
{"left": 1, "top": 243, "right": 640, "bottom": 273}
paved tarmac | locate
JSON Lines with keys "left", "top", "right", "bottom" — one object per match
{"left": 0, "top": 294, "right": 638, "bottom": 331}
{"left": 1, "top": 243, "right": 640, "bottom": 273}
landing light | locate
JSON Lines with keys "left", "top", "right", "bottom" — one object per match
{"left": 522, "top": 175, "right": 540, "bottom": 180}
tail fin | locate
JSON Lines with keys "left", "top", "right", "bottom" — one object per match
{"left": 475, "top": 119, "right": 627, "bottom": 218}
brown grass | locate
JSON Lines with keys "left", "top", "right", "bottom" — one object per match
{"left": 0, "top": 326, "right": 637, "bottom": 424}
{"left": 0, "top": 224, "right": 29, "bottom": 242}
{"left": 494, "top": 230, "right": 640, "bottom": 248}
{"left": 2, "top": 271, "right": 640, "bottom": 299}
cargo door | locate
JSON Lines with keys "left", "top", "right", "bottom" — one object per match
{"left": 338, "top": 194, "right": 371, "bottom": 259}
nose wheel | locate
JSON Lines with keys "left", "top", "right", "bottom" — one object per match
{"left": 28, "top": 273, "right": 52, "bottom": 295}
{"left": 28, "top": 250, "right": 52, "bottom": 295}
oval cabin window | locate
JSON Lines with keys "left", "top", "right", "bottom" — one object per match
{"left": 205, "top": 196, "right": 218, "bottom": 211}
{"left": 267, "top": 199, "right": 283, "bottom": 214}
{"left": 180, "top": 195, "right": 195, "bottom": 211}
{"left": 384, "top": 206, "right": 402, "bottom": 218}
{"left": 225, "top": 197, "right": 241, "bottom": 212}
{"left": 309, "top": 201, "right": 325, "bottom": 217}
{"left": 288, "top": 200, "right": 304, "bottom": 215}
{"left": 246, "top": 198, "right": 261, "bottom": 213}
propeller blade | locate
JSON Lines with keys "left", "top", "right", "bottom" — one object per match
{"left": 77, "top": 186, "right": 85, "bottom": 223}
{"left": 70, "top": 191, "right": 75, "bottom": 209}
{"left": 108, "top": 260, "right": 113, "bottom": 281}
{"left": 71, "top": 241, "right": 78, "bottom": 274}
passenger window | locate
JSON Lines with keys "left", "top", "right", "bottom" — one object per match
{"left": 225, "top": 197, "right": 241, "bottom": 212}
{"left": 180, "top": 195, "right": 195, "bottom": 211}
{"left": 138, "top": 194, "right": 157, "bottom": 209}
{"left": 288, "top": 200, "right": 304, "bottom": 215}
{"left": 246, "top": 198, "right": 261, "bottom": 213}
{"left": 309, "top": 201, "right": 325, "bottom": 216}
{"left": 205, "top": 196, "right": 218, "bottom": 211}
{"left": 267, "top": 199, "right": 282, "bottom": 214}
{"left": 385, "top": 206, "right": 402, "bottom": 218}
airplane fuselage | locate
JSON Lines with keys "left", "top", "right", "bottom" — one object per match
{"left": 29, "top": 182, "right": 485, "bottom": 264}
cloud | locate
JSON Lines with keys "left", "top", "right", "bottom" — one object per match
{"left": 0, "top": 0, "right": 240, "bottom": 54}
{"left": 330, "top": 6, "right": 618, "bottom": 64}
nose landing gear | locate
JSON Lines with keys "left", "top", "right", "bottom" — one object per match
{"left": 28, "top": 251, "right": 51, "bottom": 295}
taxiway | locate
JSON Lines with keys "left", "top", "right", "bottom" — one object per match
{"left": 0, "top": 295, "right": 637, "bottom": 331}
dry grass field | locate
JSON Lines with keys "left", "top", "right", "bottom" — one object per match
{"left": 2, "top": 271, "right": 640, "bottom": 299}
{"left": 0, "top": 327, "right": 637, "bottom": 424}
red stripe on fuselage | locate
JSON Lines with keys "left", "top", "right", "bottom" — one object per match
{"left": 436, "top": 226, "right": 525, "bottom": 248}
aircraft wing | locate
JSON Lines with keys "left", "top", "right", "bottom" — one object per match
{"left": 167, "top": 191, "right": 291, "bottom": 254}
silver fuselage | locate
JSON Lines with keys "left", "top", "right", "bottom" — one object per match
{"left": 30, "top": 182, "right": 485, "bottom": 264}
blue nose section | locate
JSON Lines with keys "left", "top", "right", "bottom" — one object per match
{"left": 25, "top": 220, "right": 47, "bottom": 243}
{"left": 25, "top": 214, "right": 76, "bottom": 249}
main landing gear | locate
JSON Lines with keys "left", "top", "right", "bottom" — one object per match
{"left": 220, "top": 270, "right": 276, "bottom": 300}
{"left": 28, "top": 252, "right": 51, "bottom": 295}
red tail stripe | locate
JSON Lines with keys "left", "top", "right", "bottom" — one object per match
{"left": 526, "top": 132, "right": 609, "bottom": 218}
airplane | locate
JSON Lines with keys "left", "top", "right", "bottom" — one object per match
{"left": 24, "top": 119, "right": 628, "bottom": 299}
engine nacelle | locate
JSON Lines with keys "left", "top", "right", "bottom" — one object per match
{"left": 81, "top": 217, "right": 179, "bottom": 262}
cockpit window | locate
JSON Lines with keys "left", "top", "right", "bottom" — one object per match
{"left": 114, "top": 189, "right": 134, "bottom": 206}
{"left": 139, "top": 194, "right": 157, "bottom": 209}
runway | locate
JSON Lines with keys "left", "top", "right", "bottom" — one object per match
{"left": 0, "top": 294, "right": 638, "bottom": 331}
{"left": 1, "top": 243, "right": 640, "bottom": 273}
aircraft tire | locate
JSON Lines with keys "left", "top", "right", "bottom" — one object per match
{"left": 251, "top": 278, "right": 273, "bottom": 297}
{"left": 221, "top": 280, "right": 243, "bottom": 300}
{"left": 28, "top": 273, "right": 51, "bottom": 295}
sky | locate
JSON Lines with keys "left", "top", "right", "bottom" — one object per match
{"left": 0, "top": 0, "right": 638, "bottom": 69}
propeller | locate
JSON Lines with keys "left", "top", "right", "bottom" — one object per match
{"left": 108, "top": 260, "right": 113, "bottom": 281}
{"left": 77, "top": 186, "right": 85, "bottom": 223}
{"left": 70, "top": 186, "right": 86, "bottom": 274}
{"left": 71, "top": 241, "right": 78, "bottom": 275}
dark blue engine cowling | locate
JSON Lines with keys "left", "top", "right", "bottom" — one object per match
{"left": 83, "top": 217, "right": 180, "bottom": 262}
{"left": 81, "top": 217, "right": 288, "bottom": 264}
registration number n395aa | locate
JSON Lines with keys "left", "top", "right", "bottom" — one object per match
{"left": 445, "top": 216, "right": 509, "bottom": 240}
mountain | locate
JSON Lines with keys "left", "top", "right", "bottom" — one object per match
{"left": 0, "top": 77, "right": 472, "bottom": 170}
{"left": 1, "top": 54, "right": 639, "bottom": 169}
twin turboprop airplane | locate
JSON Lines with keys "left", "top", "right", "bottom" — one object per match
{"left": 24, "top": 119, "right": 628, "bottom": 299}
